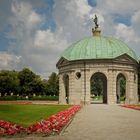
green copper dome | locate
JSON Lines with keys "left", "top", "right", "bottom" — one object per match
{"left": 62, "top": 36, "right": 138, "bottom": 62}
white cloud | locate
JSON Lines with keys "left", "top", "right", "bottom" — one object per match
{"left": 0, "top": 52, "right": 21, "bottom": 70}
{"left": 53, "top": 0, "right": 93, "bottom": 42}
{"left": 115, "top": 23, "right": 140, "bottom": 43}
{"left": 9, "top": 0, "right": 43, "bottom": 38}
{"left": 97, "top": 0, "right": 140, "bottom": 15}
{"left": 34, "top": 29, "right": 68, "bottom": 52}
{"left": 131, "top": 10, "right": 140, "bottom": 36}
{"left": 29, "top": 28, "right": 68, "bottom": 77}
{"left": 70, "top": 0, "right": 92, "bottom": 18}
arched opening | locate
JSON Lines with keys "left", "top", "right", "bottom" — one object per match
{"left": 63, "top": 74, "right": 69, "bottom": 104}
{"left": 90, "top": 72, "right": 107, "bottom": 104}
{"left": 116, "top": 73, "right": 126, "bottom": 104}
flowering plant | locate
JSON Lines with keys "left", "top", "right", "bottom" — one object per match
{"left": 0, "top": 120, "right": 25, "bottom": 135}
{"left": 121, "top": 105, "right": 140, "bottom": 111}
{"left": 0, "top": 105, "right": 81, "bottom": 136}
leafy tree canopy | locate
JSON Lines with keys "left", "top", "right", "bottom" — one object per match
{"left": 0, "top": 68, "right": 59, "bottom": 96}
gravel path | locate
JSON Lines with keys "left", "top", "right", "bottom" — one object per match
{"left": 1, "top": 104, "right": 140, "bottom": 140}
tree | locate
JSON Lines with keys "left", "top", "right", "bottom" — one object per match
{"left": 138, "top": 66, "right": 140, "bottom": 100}
{"left": 31, "top": 76, "right": 44, "bottom": 95}
{"left": 47, "top": 72, "right": 59, "bottom": 96}
{"left": 91, "top": 77, "right": 103, "bottom": 96}
{"left": 0, "top": 70, "right": 19, "bottom": 96}
{"left": 18, "top": 68, "right": 38, "bottom": 95}
{"left": 0, "top": 68, "right": 59, "bottom": 97}
{"left": 42, "top": 79, "right": 50, "bottom": 95}
{"left": 120, "top": 78, "right": 126, "bottom": 97}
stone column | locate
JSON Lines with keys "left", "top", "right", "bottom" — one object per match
{"left": 85, "top": 69, "right": 91, "bottom": 105}
{"left": 68, "top": 71, "right": 73, "bottom": 104}
{"left": 58, "top": 74, "right": 67, "bottom": 104}
{"left": 80, "top": 69, "right": 86, "bottom": 105}
{"left": 126, "top": 72, "right": 138, "bottom": 104}
{"left": 107, "top": 70, "right": 116, "bottom": 104}
{"left": 134, "top": 73, "right": 139, "bottom": 103}
{"left": 80, "top": 68, "right": 90, "bottom": 105}
{"left": 68, "top": 71, "right": 81, "bottom": 104}
{"left": 72, "top": 71, "right": 82, "bottom": 104}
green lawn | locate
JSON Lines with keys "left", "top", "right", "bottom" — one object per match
{"left": 0, "top": 104, "right": 71, "bottom": 127}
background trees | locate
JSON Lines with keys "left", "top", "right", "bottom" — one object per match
{"left": 138, "top": 66, "right": 140, "bottom": 100}
{"left": 0, "top": 70, "right": 19, "bottom": 96}
{"left": 0, "top": 68, "right": 59, "bottom": 97}
{"left": 46, "top": 72, "right": 59, "bottom": 96}
{"left": 18, "top": 68, "right": 37, "bottom": 95}
{"left": 91, "top": 77, "right": 103, "bottom": 97}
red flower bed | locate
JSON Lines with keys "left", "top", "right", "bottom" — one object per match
{"left": 0, "top": 105, "right": 81, "bottom": 136}
{"left": 26, "top": 120, "right": 52, "bottom": 135}
{"left": 0, "top": 120, "right": 25, "bottom": 135}
{"left": 121, "top": 105, "right": 140, "bottom": 111}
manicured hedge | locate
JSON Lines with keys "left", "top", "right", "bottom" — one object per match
{"left": 0, "top": 95, "right": 58, "bottom": 101}
{"left": 0, "top": 96, "right": 18, "bottom": 100}
{"left": 30, "top": 96, "right": 58, "bottom": 101}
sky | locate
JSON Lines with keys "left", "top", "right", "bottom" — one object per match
{"left": 0, "top": 0, "right": 140, "bottom": 79}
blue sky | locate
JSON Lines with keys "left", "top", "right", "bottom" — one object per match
{"left": 0, "top": 0, "right": 140, "bottom": 78}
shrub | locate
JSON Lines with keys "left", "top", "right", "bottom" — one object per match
{"left": 0, "top": 95, "right": 58, "bottom": 101}
{"left": 16, "top": 96, "right": 27, "bottom": 100}
{"left": 0, "top": 95, "right": 17, "bottom": 100}
{"left": 30, "top": 96, "right": 58, "bottom": 101}
{"left": 120, "top": 96, "right": 126, "bottom": 101}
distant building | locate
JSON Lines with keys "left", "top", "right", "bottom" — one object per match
{"left": 56, "top": 16, "right": 139, "bottom": 105}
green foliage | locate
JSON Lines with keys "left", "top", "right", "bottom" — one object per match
{"left": 0, "top": 95, "right": 58, "bottom": 101}
{"left": 18, "top": 68, "right": 40, "bottom": 95}
{"left": 120, "top": 78, "right": 126, "bottom": 97}
{"left": 91, "top": 77, "right": 103, "bottom": 96}
{"left": 0, "top": 95, "right": 17, "bottom": 100}
{"left": 0, "top": 95, "right": 28, "bottom": 100}
{"left": 120, "top": 96, "right": 126, "bottom": 101}
{"left": 138, "top": 66, "right": 140, "bottom": 101}
{"left": 92, "top": 95, "right": 103, "bottom": 101}
{"left": 0, "top": 68, "right": 59, "bottom": 99}
{"left": 46, "top": 72, "right": 59, "bottom": 96}
{"left": 0, "top": 104, "right": 70, "bottom": 127}
{"left": 0, "top": 70, "right": 19, "bottom": 96}
{"left": 30, "top": 96, "right": 58, "bottom": 100}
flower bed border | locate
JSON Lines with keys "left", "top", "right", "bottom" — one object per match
{"left": 0, "top": 105, "right": 81, "bottom": 136}
{"left": 121, "top": 104, "right": 140, "bottom": 111}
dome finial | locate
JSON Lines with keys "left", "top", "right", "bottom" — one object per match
{"left": 92, "top": 14, "right": 101, "bottom": 36}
